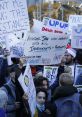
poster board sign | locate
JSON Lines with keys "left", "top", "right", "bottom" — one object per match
{"left": 43, "top": 66, "right": 58, "bottom": 86}
{"left": 0, "top": 0, "right": 30, "bottom": 49}
{"left": 18, "top": 64, "right": 36, "bottom": 117}
{"left": 69, "top": 15, "right": 82, "bottom": 33}
{"left": 43, "top": 17, "right": 68, "bottom": 34}
{"left": 31, "top": 19, "right": 68, "bottom": 34}
{"left": 24, "top": 33, "right": 67, "bottom": 65}
{"left": 71, "top": 26, "right": 82, "bottom": 49}
{"left": 74, "top": 65, "right": 82, "bottom": 86}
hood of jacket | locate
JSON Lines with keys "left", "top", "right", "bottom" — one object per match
{"left": 53, "top": 85, "right": 78, "bottom": 100}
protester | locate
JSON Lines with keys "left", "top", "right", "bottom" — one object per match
{"left": 1, "top": 65, "right": 20, "bottom": 117}
{"left": 34, "top": 76, "right": 52, "bottom": 101}
{"left": 0, "top": 49, "right": 9, "bottom": 87}
{"left": 53, "top": 73, "right": 82, "bottom": 117}
{"left": 0, "top": 89, "right": 8, "bottom": 117}
{"left": 50, "top": 48, "right": 77, "bottom": 93}
{"left": 34, "top": 88, "right": 56, "bottom": 117}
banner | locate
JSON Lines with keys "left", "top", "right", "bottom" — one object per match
{"left": 43, "top": 17, "right": 68, "bottom": 34}
{"left": 43, "top": 66, "right": 58, "bottom": 86}
{"left": 18, "top": 64, "right": 36, "bottom": 117}
{"left": 24, "top": 33, "right": 67, "bottom": 65}
{"left": 0, "top": 0, "right": 30, "bottom": 48}
{"left": 71, "top": 26, "right": 82, "bottom": 49}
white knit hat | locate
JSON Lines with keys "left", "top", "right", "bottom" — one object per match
{"left": 66, "top": 48, "right": 76, "bottom": 58}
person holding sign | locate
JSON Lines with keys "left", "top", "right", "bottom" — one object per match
{"left": 1, "top": 65, "right": 21, "bottom": 117}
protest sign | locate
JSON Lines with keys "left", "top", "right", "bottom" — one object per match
{"left": 0, "top": 0, "right": 30, "bottom": 35}
{"left": 71, "top": 26, "right": 82, "bottom": 49}
{"left": 69, "top": 15, "right": 82, "bottom": 33}
{"left": 31, "top": 19, "right": 68, "bottom": 34}
{"left": 74, "top": 65, "right": 82, "bottom": 86}
{"left": 0, "top": 0, "right": 30, "bottom": 51}
{"left": 24, "top": 33, "right": 67, "bottom": 65}
{"left": 43, "top": 66, "right": 58, "bottom": 86}
{"left": 43, "top": 17, "right": 68, "bottom": 34}
{"left": 18, "top": 64, "right": 36, "bottom": 117}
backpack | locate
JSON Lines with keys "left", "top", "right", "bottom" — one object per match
{"left": 55, "top": 93, "right": 82, "bottom": 117}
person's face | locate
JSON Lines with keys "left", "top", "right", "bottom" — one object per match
{"left": 64, "top": 54, "right": 73, "bottom": 64}
{"left": 10, "top": 72, "right": 15, "bottom": 83}
{"left": 36, "top": 91, "right": 46, "bottom": 105}
{"left": 42, "top": 80, "right": 48, "bottom": 90}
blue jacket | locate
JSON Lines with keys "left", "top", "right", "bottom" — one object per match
{"left": 0, "top": 108, "right": 5, "bottom": 117}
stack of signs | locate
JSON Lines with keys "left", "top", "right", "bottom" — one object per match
{"left": 0, "top": 0, "right": 30, "bottom": 52}
{"left": 43, "top": 17, "right": 68, "bottom": 34}
{"left": 43, "top": 66, "right": 58, "bottom": 86}
{"left": 18, "top": 64, "right": 36, "bottom": 117}
{"left": 71, "top": 26, "right": 82, "bottom": 49}
{"left": 24, "top": 33, "right": 67, "bottom": 65}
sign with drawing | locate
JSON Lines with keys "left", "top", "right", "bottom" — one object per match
{"left": 43, "top": 66, "right": 58, "bottom": 86}
{"left": 18, "top": 64, "right": 36, "bottom": 117}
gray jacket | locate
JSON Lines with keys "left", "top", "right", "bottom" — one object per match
{"left": 1, "top": 79, "right": 16, "bottom": 117}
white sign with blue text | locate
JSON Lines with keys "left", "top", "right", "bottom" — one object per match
{"left": 24, "top": 33, "right": 67, "bottom": 65}
{"left": 43, "top": 17, "right": 68, "bottom": 34}
{"left": 69, "top": 15, "right": 82, "bottom": 33}
{"left": 71, "top": 26, "right": 82, "bottom": 49}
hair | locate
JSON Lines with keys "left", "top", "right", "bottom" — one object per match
{"left": 7, "top": 64, "right": 16, "bottom": 73}
{"left": 34, "top": 76, "right": 49, "bottom": 88}
{"left": 36, "top": 88, "right": 48, "bottom": 100}
{"left": 59, "top": 73, "right": 73, "bottom": 86}
{"left": 0, "top": 90, "right": 8, "bottom": 108}
{"left": 11, "top": 58, "right": 20, "bottom": 64}
{"left": 64, "top": 66, "right": 72, "bottom": 75}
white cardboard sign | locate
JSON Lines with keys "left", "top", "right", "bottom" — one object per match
{"left": 71, "top": 26, "right": 82, "bottom": 49}
{"left": 18, "top": 64, "right": 36, "bottom": 117}
{"left": 24, "top": 33, "right": 67, "bottom": 65}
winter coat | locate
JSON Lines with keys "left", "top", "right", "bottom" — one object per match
{"left": 53, "top": 85, "right": 82, "bottom": 105}
{"left": 1, "top": 80, "right": 16, "bottom": 117}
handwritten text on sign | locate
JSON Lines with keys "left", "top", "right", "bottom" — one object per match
{"left": 0, "top": 0, "right": 29, "bottom": 35}
{"left": 24, "top": 33, "right": 67, "bottom": 65}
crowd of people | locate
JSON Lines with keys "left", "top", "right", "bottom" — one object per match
{"left": 0, "top": 46, "right": 82, "bottom": 117}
